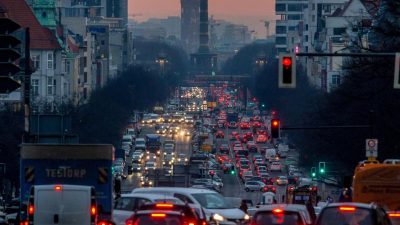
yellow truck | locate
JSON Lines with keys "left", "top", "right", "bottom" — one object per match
{"left": 352, "top": 162, "right": 400, "bottom": 211}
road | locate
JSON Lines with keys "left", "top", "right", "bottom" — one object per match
{"left": 217, "top": 125, "right": 296, "bottom": 205}
{"left": 121, "top": 122, "right": 192, "bottom": 192}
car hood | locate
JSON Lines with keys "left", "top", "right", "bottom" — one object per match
{"left": 204, "top": 208, "right": 245, "bottom": 220}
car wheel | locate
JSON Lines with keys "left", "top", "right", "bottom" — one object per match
{"left": 245, "top": 187, "right": 250, "bottom": 192}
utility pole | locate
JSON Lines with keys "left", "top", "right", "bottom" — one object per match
{"left": 23, "top": 28, "right": 31, "bottom": 143}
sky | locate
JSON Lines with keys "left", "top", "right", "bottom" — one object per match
{"left": 129, "top": 0, "right": 276, "bottom": 38}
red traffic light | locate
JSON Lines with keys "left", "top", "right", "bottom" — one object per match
{"left": 271, "top": 119, "right": 279, "bottom": 127}
{"left": 282, "top": 57, "right": 292, "bottom": 67}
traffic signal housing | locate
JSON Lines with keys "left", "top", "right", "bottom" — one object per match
{"left": 0, "top": 18, "right": 22, "bottom": 94}
{"left": 278, "top": 53, "right": 296, "bottom": 88}
{"left": 311, "top": 167, "right": 316, "bottom": 178}
{"left": 271, "top": 119, "right": 280, "bottom": 138}
{"left": 319, "top": 162, "right": 326, "bottom": 174}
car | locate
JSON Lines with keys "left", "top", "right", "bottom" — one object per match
{"left": 252, "top": 154, "right": 263, "bottom": 162}
{"left": 316, "top": 203, "right": 392, "bottom": 225}
{"left": 246, "top": 141, "right": 258, "bottom": 152}
{"left": 270, "top": 162, "right": 282, "bottom": 172}
{"left": 215, "top": 130, "right": 225, "bottom": 138}
{"left": 131, "top": 163, "right": 141, "bottom": 173}
{"left": 256, "top": 134, "right": 268, "bottom": 143}
{"left": 261, "top": 185, "right": 277, "bottom": 193}
{"left": 252, "top": 121, "right": 262, "bottom": 128}
{"left": 257, "top": 166, "right": 268, "bottom": 173}
{"left": 251, "top": 204, "right": 309, "bottom": 225}
{"left": 240, "top": 164, "right": 250, "bottom": 171}
{"left": 219, "top": 144, "right": 230, "bottom": 154}
{"left": 163, "top": 153, "right": 174, "bottom": 166}
{"left": 124, "top": 203, "right": 201, "bottom": 225}
{"left": 230, "top": 131, "right": 240, "bottom": 140}
{"left": 131, "top": 187, "right": 249, "bottom": 224}
{"left": 388, "top": 211, "right": 400, "bottom": 225}
{"left": 144, "top": 161, "right": 156, "bottom": 171}
{"left": 257, "top": 129, "right": 268, "bottom": 135}
{"left": 146, "top": 153, "right": 157, "bottom": 161}
{"left": 249, "top": 176, "right": 264, "bottom": 183}
{"left": 240, "top": 122, "right": 250, "bottom": 129}
{"left": 254, "top": 159, "right": 265, "bottom": 168}
{"left": 241, "top": 170, "right": 254, "bottom": 182}
{"left": 228, "top": 121, "right": 238, "bottom": 129}
{"left": 276, "top": 176, "right": 289, "bottom": 185}
{"left": 244, "top": 181, "right": 266, "bottom": 192}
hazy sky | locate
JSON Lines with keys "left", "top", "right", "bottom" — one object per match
{"left": 129, "top": 0, "right": 276, "bottom": 38}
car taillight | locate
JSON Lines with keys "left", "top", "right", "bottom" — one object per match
{"left": 389, "top": 213, "right": 400, "bottom": 217}
{"left": 28, "top": 205, "right": 34, "bottom": 215}
{"left": 126, "top": 219, "right": 134, "bottom": 225}
{"left": 339, "top": 207, "right": 356, "bottom": 212}
{"left": 98, "top": 221, "right": 113, "bottom": 225}
{"left": 20, "top": 220, "right": 29, "bottom": 225}
{"left": 156, "top": 203, "right": 174, "bottom": 208}
{"left": 91, "top": 206, "right": 97, "bottom": 215}
{"left": 273, "top": 208, "right": 283, "bottom": 213}
{"left": 54, "top": 185, "right": 62, "bottom": 191}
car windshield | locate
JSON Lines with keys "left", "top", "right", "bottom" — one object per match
{"left": 192, "top": 193, "right": 233, "bottom": 209}
{"left": 317, "top": 207, "right": 373, "bottom": 225}
{"left": 254, "top": 212, "right": 304, "bottom": 225}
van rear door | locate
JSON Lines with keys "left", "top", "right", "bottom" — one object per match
{"left": 34, "top": 185, "right": 92, "bottom": 225}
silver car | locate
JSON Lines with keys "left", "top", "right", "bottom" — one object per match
{"left": 244, "top": 181, "right": 265, "bottom": 192}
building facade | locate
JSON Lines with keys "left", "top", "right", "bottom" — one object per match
{"left": 181, "top": 0, "right": 200, "bottom": 54}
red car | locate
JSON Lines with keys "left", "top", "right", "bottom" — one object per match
{"left": 262, "top": 185, "right": 277, "bottom": 193}
{"left": 256, "top": 134, "right": 268, "bottom": 143}
{"left": 215, "top": 130, "right": 225, "bottom": 138}
{"left": 252, "top": 121, "right": 262, "bottom": 128}
{"left": 240, "top": 122, "right": 250, "bottom": 129}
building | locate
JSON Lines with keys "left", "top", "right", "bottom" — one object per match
{"left": 1, "top": 0, "right": 65, "bottom": 111}
{"left": 181, "top": 0, "right": 200, "bottom": 54}
{"left": 275, "top": 0, "right": 308, "bottom": 54}
{"left": 106, "top": 0, "right": 128, "bottom": 26}
{"left": 301, "top": 0, "right": 379, "bottom": 91}
{"left": 220, "top": 24, "right": 252, "bottom": 52}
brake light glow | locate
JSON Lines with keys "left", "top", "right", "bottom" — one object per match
{"left": 28, "top": 205, "right": 34, "bottom": 215}
{"left": 339, "top": 207, "right": 356, "bottom": 211}
{"left": 20, "top": 220, "right": 29, "bottom": 225}
{"left": 91, "top": 206, "right": 97, "bottom": 215}
{"left": 389, "top": 213, "right": 400, "bottom": 217}
{"left": 54, "top": 185, "right": 62, "bottom": 191}
{"left": 151, "top": 213, "right": 166, "bottom": 218}
{"left": 273, "top": 209, "right": 283, "bottom": 213}
{"left": 156, "top": 203, "right": 173, "bottom": 208}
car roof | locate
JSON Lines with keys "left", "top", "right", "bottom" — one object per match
{"left": 132, "top": 187, "right": 219, "bottom": 195}
{"left": 120, "top": 193, "right": 182, "bottom": 201}
{"left": 323, "top": 202, "right": 375, "bottom": 209}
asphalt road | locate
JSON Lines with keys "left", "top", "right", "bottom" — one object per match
{"left": 121, "top": 123, "right": 192, "bottom": 192}
{"left": 217, "top": 126, "right": 293, "bottom": 205}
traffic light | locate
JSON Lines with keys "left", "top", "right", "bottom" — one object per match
{"left": 278, "top": 53, "right": 296, "bottom": 88}
{"left": 311, "top": 167, "right": 316, "bottom": 178}
{"left": 0, "top": 18, "right": 22, "bottom": 94}
{"left": 319, "top": 162, "right": 326, "bottom": 174}
{"left": 230, "top": 169, "right": 235, "bottom": 175}
{"left": 271, "top": 119, "right": 280, "bottom": 138}
{"left": 394, "top": 52, "right": 400, "bottom": 89}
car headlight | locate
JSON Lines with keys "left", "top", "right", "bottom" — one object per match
{"left": 149, "top": 181, "right": 153, "bottom": 185}
{"left": 244, "top": 214, "right": 250, "bottom": 220}
{"left": 145, "top": 167, "right": 148, "bottom": 170}
{"left": 212, "top": 214, "right": 225, "bottom": 222}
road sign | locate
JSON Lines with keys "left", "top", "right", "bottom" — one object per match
{"left": 365, "top": 139, "right": 378, "bottom": 157}
{"left": 0, "top": 90, "right": 21, "bottom": 101}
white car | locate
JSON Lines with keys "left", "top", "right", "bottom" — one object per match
{"left": 270, "top": 162, "right": 282, "bottom": 172}
{"left": 113, "top": 193, "right": 183, "bottom": 225}
{"left": 244, "top": 181, "right": 266, "bottom": 192}
{"left": 144, "top": 161, "right": 156, "bottom": 171}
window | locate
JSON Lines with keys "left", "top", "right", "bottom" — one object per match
{"left": 333, "top": 27, "right": 347, "bottom": 35}
{"left": 305, "top": 24, "right": 308, "bottom": 31}
{"left": 331, "top": 74, "right": 341, "bottom": 86}
{"left": 288, "top": 4, "right": 303, "bottom": 12}
{"left": 173, "top": 193, "right": 193, "bottom": 204}
{"left": 312, "top": 3, "right": 315, "bottom": 10}
{"left": 135, "top": 198, "right": 151, "bottom": 209}
{"left": 312, "top": 15, "right": 316, "bottom": 22}
{"left": 84, "top": 72, "right": 88, "bottom": 83}
{"left": 47, "top": 52, "right": 53, "bottom": 69}
{"left": 275, "top": 3, "right": 286, "bottom": 12}
{"left": 32, "top": 79, "right": 39, "bottom": 96}
{"left": 66, "top": 60, "right": 70, "bottom": 73}
{"left": 114, "top": 197, "right": 135, "bottom": 210}
{"left": 276, "top": 26, "right": 287, "bottom": 34}
{"left": 276, "top": 37, "right": 287, "bottom": 45}
{"left": 288, "top": 14, "right": 301, "bottom": 20}
{"left": 292, "top": 37, "right": 295, "bottom": 44}
{"left": 305, "top": 35, "right": 309, "bottom": 42}
{"left": 288, "top": 26, "right": 297, "bottom": 31}
{"left": 32, "top": 55, "right": 40, "bottom": 69}
{"left": 47, "top": 77, "right": 55, "bottom": 95}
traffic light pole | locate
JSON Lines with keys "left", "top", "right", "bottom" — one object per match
{"left": 23, "top": 28, "right": 31, "bottom": 143}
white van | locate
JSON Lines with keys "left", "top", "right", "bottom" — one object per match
{"left": 29, "top": 185, "right": 96, "bottom": 225}
{"left": 132, "top": 187, "right": 249, "bottom": 223}
{"left": 113, "top": 193, "right": 183, "bottom": 225}
{"left": 265, "top": 148, "right": 276, "bottom": 162}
